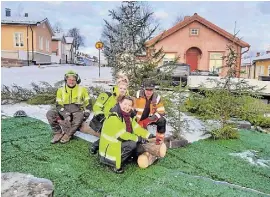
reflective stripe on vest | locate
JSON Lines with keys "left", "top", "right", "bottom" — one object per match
{"left": 101, "top": 133, "right": 118, "bottom": 143}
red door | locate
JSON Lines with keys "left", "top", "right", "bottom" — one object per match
{"left": 186, "top": 48, "right": 200, "bottom": 71}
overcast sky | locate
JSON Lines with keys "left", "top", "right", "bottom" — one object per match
{"left": 2, "top": 1, "right": 270, "bottom": 60}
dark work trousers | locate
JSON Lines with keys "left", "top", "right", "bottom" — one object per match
{"left": 46, "top": 109, "right": 84, "bottom": 136}
{"left": 121, "top": 140, "right": 137, "bottom": 164}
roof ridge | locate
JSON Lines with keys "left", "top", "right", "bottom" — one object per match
{"left": 146, "top": 13, "right": 250, "bottom": 48}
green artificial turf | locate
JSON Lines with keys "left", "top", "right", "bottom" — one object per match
{"left": 1, "top": 117, "right": 270, "bottom": 197}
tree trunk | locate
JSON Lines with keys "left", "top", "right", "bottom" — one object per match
{"left": 137, "top": 152, "right": 158, "bottom": 168}
{"left": 138, "top": 142, "right": 167, "bottom": 157}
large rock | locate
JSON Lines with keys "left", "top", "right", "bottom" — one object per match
{"left": 1, "top": 172, "right": 54, "bottom": 197}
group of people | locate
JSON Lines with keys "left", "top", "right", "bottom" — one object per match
{"left": 46, "top": 70, "right": 166, "bottom": 173}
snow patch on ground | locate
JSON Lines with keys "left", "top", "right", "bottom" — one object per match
{"left": 229, "top": 150, "right": 270, "bottom": 167}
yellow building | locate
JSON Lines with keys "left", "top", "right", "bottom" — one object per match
{"left": 1, "top": 8, "right": 54, "bottom": 65}
{"left": 253, "top": 52, "right": 270, "bottom": 79}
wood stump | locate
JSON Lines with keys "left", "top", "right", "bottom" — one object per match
{"left": 137, "top": 142, "right": 167, "bottom": 168}
{"left": 137, "top": 152, "right": 158, "bottom": 168}
{"left": 79, "top": 122, "right": 100, "bottom": 137}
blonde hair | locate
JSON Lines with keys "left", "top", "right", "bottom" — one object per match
{"left": 116, "top": 72, "right": 129, "bottom": 86}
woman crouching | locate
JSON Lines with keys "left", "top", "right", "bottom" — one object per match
{"left": 99, "top": 95, "right": 151, "bottom": 173}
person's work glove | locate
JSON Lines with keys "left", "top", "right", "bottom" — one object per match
{"left": 137, "top": 136, "right": 148, "bottom": 144}
{"left": 139, "top": 115, "right": 159, "bottom": 129}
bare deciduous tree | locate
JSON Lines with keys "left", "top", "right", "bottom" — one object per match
{"left": 67, "top": 28, "right": 85, "bottom": 53}
{"left": 172, "top": 14, "right": 185, "bottom": 26}
{"left": 53, "top": 22, "right": 64, "bottom": 34}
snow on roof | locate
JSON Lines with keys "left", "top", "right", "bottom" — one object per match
{"left": 253, "top": 53, "right": 270, "bottom": 61}
{"left": 65, "top": 36, "right": 74, "bottom": 44}
{"left": 1, "top": 16, "right": 45, "bottom": 25}
{"left": 52, "top": 33, "right": 63, "bottom": 41}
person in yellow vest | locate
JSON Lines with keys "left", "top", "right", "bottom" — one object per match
{"left": 134, "top": 79, "right": 166, "bottom": 145}
{"left": 46, "top": 70, "right": 91, "bottom": 144}
{"left": 99, "top": 95, "right": 151, "bottom": 173}
{"left": 89, "top": 75, "right": 129, "bottom": 154}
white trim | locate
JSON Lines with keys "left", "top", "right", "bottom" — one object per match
{"left": 136, "top": 90, "right": 140, "bottom": 98}
{"left": 1, "top": 50, "right": 19, "bottom": 52}
{"left": 115, "top": 129, "right": 126, "bottom": 138}
{"left": 14, "top": 32, "right": 24, "bottom": 48}
{"left": 101, "top": 133, "right": 118, "bottom": 143}
{"left": 156, "top": 95, "right": 161, "bottom": 104}
{"left": 2, "top": 50, "right": 51, "bottom": 57}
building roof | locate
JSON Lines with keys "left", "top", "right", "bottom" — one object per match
{"left": 1, "top": 16, "right": 54, "bottom": 36}
{"left": 1, "top": 15, "right": 44, "bottom": 25}
{"left": 146, "top": 13, "right": 250, "bottom": 48}
{"left": 253, "top": 53, "right": 270, "bottom": 61}
{"left": 64, "top": 36, "right": 74, "bottom": 44}
{"left": 52, "top": 33, "right": 63, "bottom": 41}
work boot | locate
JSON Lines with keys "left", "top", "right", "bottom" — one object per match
{"left": 90, "top": 145, "right": 98, "bottom": 155}
{"left": 51, "top": 133, "right": 63, "bottom": 144}
{"left": 60, "top": 134, "right": 71, "bottom": 144}
{"left": 112, "top": 167, "right": 124, "bottom": 174}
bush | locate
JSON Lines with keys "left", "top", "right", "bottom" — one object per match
{"left": 208, "top": 125, "right": 239, "bottom": 140}
{"left": 246, "top": 115, "right": 270, "bottom": 128}
{"left": 26, "top": 94, "right": 56, "bottom": 105}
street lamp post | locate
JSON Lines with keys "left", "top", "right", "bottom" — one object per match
{"left": 95, "top": 41, "right": 104, "bottom": 78}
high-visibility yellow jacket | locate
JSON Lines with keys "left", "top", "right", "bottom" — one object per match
{"left": 56, "top": 84, "right": 90, "bottom": 113}
{"left": 99, "top": 104, "right": 150, "bottom": 169}
{"left": 134, "top": 90, "right": 165, "bottom": 121}
{"left": 93, "top": 85, "right": 129, "bottom": 118}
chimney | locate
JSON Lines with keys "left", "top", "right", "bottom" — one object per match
{"left": 24, "top": 13, "right": 28, "bottom": 17}
{"left": 266, "top": 51, "right": 270, "bottom": 54}
{"left": 5, "top": 8, "right": 11, "bottom": 17}
{"left": 184, "top": 16, "right": 190, "bottom": 20}
{"left": 256, "top": 52, "right": 260, "bottom": 57}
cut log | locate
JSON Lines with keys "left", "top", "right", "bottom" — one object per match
{"left": 79, "top": 122, "right": 100, "bottom": 137}
{"left": 137, "top": 152, "right": 158, "bottom": 168}
{"left": 139, "top": 142, "right": 167, "bottom": 158}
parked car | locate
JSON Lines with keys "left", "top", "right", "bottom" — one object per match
{"left": 190, "top": 69, "right": 219, "bottom": 76}
{"left": 157, "top": 63, "right": 190, "bottom": 87}
{"left": 75, "top": 56, "right": 86, "bottom": 66}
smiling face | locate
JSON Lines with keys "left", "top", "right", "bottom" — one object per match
{"left": 66, "top": 76, "right": 77, "bottom": 87}
{"left": 118, "top": 83, "right": 128, "bottom": 96}
{"left": 144, "top": 88, "right": 154, "bottom": 98}
{"left": 119, "top": 98, "right": 133, "bottom": 113}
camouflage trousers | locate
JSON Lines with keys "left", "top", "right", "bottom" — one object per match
{"left": 46, "top": 110, "right": 84, "bottom": 136}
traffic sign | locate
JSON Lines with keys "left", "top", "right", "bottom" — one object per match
{"left": 95, "top": 41, "right": 104, "bottom": 50}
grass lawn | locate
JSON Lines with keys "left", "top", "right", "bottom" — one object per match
{"left": 1, "top": 117, "right": 270, "bottom": 197}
